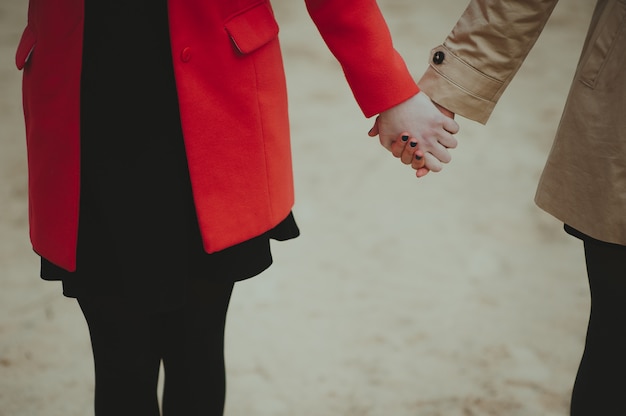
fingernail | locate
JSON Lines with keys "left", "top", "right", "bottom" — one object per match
{"left": 409, "top": 141, "right": 417, "bottom": 148}
{"left": 415, "top": 154, "right": 423, "bottom": 160}
{"left": 401, "top": 135, "right": 409, "bottom": 142}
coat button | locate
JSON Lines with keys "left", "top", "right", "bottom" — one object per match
{"left": 181, "top": 47, "right": 192, "bottom": 62}
{"left": 433, "top": 50, "right": 445, "bottom": 65}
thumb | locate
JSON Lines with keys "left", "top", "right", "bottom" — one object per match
{"left": 433, "top": 102, "right": 460, "bottom": 134}
{"left": 433, "top": 101, "right": 454, "bottom": 119}
{"left": 368, "top": 116, "right": 380, "bottom": 137}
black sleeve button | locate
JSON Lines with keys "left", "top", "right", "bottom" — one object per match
{"left": 433, "top": 51, "right": 445, "bottom": 65}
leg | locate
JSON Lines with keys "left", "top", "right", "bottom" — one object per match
{"left": 570, "top": 239, "right": 626, "bottom": 415}
{"left": 161, "top": 279, "right": 234, "bottom": 416}
{"left": 78, "top": 295, "right": 162, "bottom": 416}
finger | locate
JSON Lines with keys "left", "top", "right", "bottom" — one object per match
{"left": 427, "top": 142, "right": 452, "bottom": 165}
{"left": 411, "top": 150, "right": 426, "bottom": 170}
{"left": 443, "top": 116, "right": 460, "bottom": 135}
{"left": 424, "top": 152, "right": 443, "bottom": 173}
{"left": 390, "top": 133, "right": 410, "bottom": 158}
{"left": 368, "top": 116, "right": 380, "bottom": 137}
{"left": 416, "top": 168, "right": 430, "bottom": 178}
{"left": 436, "top": 130, "right": 458, "bottom": 150}
{"left": 400, "top": 138, "right": 419, "bottom": 164}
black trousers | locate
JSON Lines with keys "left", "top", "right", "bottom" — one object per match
{"left": 570, "top": 237, "right": 626, "bottom": 415}
{"left": 78, "top": 279, "right": 234, "bottom": 416}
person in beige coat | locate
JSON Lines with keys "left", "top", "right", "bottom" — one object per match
{"left": 413, "top": 0, "right": 626, "bottom": 414}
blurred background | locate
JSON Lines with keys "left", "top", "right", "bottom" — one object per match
{"left": 0, "top": 0, "right": 594, "bottom": 414}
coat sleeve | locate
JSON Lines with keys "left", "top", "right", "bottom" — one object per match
{"left": 418, "top": 0, "right": 560, "bottom": 124}
{"left": 305, "top": 0, "right": 420, "bottom": 118}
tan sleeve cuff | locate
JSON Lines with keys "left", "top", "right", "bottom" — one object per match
{"left": 417, "top": 45, "right": 506, "bottom": 125}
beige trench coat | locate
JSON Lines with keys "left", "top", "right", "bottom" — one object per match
{"left": 419, "top": 0, "right": 626, "bottom": 245}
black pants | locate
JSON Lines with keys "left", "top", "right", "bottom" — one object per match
{"left": 570, "top": 238, "right": 626, "bottom": 415}
{"left": 78, "top": 279, "right": 234, "bottom": 416}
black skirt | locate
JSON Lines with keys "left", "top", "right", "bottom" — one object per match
{"left": 40, "top": 0, "right": 299, "bottom": 311}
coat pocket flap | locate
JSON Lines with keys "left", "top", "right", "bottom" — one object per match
{"left": 16, "top": 25, "right": 36, "bottom": 70}
{"left": 225, "top": 2, "right": 279, "bottom": 55}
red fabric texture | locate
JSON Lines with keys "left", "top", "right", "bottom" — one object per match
{"left": 17, "top": 0, "right": 419, "bottom": 271}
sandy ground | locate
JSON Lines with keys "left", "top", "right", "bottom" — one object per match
{"left": 0, "top": 0, "right": 597, "bottom": 415}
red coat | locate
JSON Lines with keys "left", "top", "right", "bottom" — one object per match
{"left": 16, "top": 0, "right": 419, "bottom": 271}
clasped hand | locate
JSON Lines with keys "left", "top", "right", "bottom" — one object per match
{"left": 369, "top": 91, "right": 459, "bottom": 177}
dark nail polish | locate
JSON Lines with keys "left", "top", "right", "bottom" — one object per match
{"left": 415, "top": 154, "right": 423, "bottom": 160}
{"left": 401, "top": 135, "right": 409, "bottom": 142}
{"left": 409, "top": 141, "right": 417, "bottom": 148}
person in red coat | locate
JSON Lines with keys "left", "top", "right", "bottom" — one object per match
{"left": 16, "top": 0, "right": 458, "bottom": 414}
